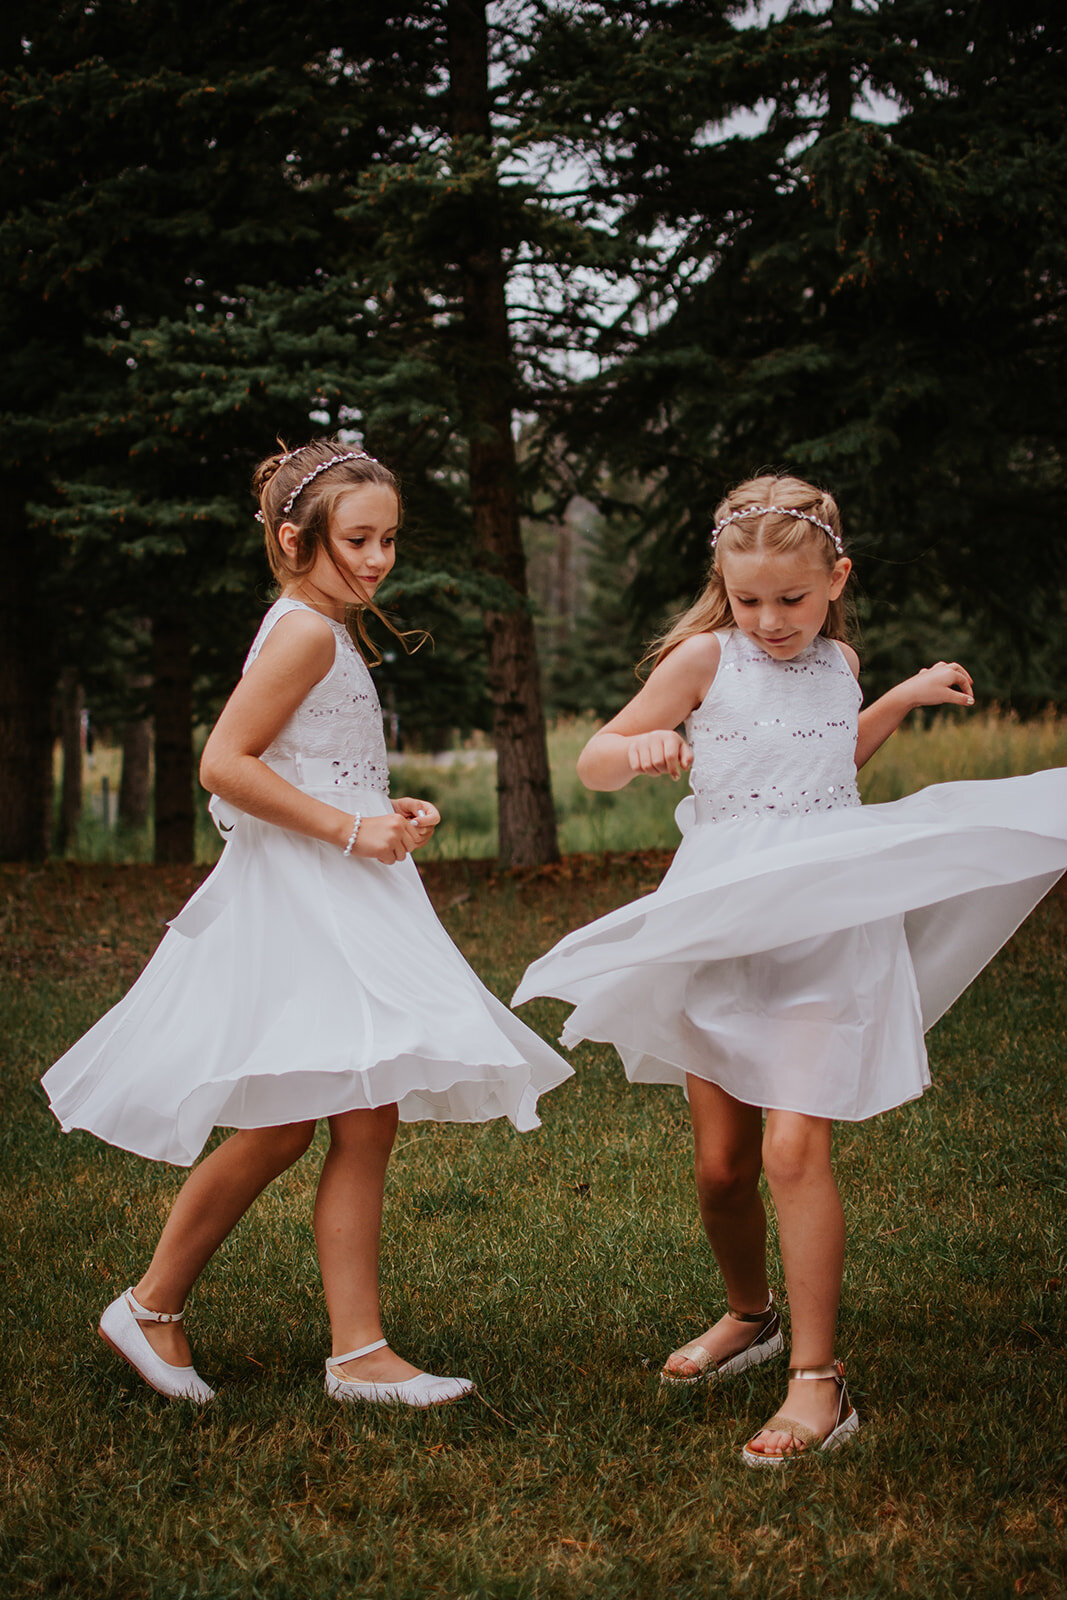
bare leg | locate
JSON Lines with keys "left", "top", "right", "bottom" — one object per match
{"left": 663, "top": 1077, "right": 770, "bottom": 1377}
{"left": 747, "top": 1110, "right": 845, "bottom": 1453}
{"left": 132, "top": 1120, "right": 316, "bottom": 1366}
{"left": 313, "top": 1104, "right": 422, "bottom": 1384}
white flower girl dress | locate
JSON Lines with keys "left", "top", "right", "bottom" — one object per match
{"left": 45, "top": 599, "right": 572, "bottom": 1164}
{"left": 514, "top": 628, "right": 1067, "bottom": 1120}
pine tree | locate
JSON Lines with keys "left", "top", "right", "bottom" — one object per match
{"left": 2, "top": 0, "right": 398, "bottom": 859}
{"left": 524, "top": 0, "right": 1067, "bottom": 699}
{"left": 313, "top": 0, "right": 619, "bottom": 864}
{"left": 2, "top": 0, "right": 620, "bottom": 865}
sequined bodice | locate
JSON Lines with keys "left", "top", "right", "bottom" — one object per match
{"left": 245, "top": 599, "right": 389, "bottom": 793}
{"left": 686, "top": 629, "right": 861, "bottom": 824}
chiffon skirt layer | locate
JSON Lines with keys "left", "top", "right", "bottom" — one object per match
{"left": 43, "top": 788, "right": 573, "bottom": 1166}
{"left": 512, "top": 770, "right": 1067, "bottom": 1122}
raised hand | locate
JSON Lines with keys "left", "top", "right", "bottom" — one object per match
{"left": 906, "top": 662, "right": 975, "bottom": 709}
{"left": 627, "top": 729, "right": 694, "bottom": 780}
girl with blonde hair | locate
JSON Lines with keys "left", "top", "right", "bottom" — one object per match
{"left": 516, "top": 471, "right": 1067, "bottom": 1465}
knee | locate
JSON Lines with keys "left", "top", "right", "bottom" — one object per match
{"left": 761, "top": 1123, "right": 825, "bottom": 1191}
{"left": 265, "top": 1119, "right": 317, "bottom": 1168}
{"left": 328, "top": 1102, "right": 399, "bottom": 1155}
{"left": 694, "top": 1150, "right": 761, "bottom": 1212}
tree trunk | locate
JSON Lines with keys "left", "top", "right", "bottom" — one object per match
{"left": 827, "top": 0, "right": 853, "bottom": 129}
{"left": 0, "top": 501, "right": 53, "bottom": 860}
{"left": 151, "top": 609, "right": 195, "bottom": 863}
{"left": 447, "top": 0, "right": 559, "bottom": 867}
{"left": 119, "top": 714, "right": 152, "bottom": 829}
{"left": 57, "top": 666, "right": 84, "bottom": 852}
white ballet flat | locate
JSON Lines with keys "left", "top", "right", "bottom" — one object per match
{"left": 98, "top": 1288, "right": 215, "bottom": 1403}
{"left": 324, "top": 1337, "right": 475, "bottom": 1409}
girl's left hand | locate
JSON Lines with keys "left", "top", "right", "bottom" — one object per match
{"left": 392, "top": 797, "right": 440, "bottom": 847}
{"left": 906, "top": 662, "right": 975, "bottom": 709}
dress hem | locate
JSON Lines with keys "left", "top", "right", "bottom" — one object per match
{"left": 557, "top": 1029, "right": 931, "bottom": 1123}
{"left": 48, "top": 1063, "right": 564, "bottom": 1167}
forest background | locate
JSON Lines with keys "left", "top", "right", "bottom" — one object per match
{"left": 1, "top": 0, "right": 1064, "bottom": 869}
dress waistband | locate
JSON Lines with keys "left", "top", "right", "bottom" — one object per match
{"left": 690, "top": 778, "right": 861, "bottom": 826}
{"left": 263, "top": 755, "right": 390, "bottom": 794}
{"left": 209, "top": 755, "right": 391, "bottom": 838}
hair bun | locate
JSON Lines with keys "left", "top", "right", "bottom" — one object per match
{"left": 251, "top": 440, "right": 302, "bottom": 499}
{"left": 252, "top": 459, "right": 282, "bottom": 498}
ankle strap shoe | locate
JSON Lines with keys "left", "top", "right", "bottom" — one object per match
{"left": 741, "top": 1357, "right": 859, "bottom": 1467}
{"left": 98, "top": 1289, "right": 215, "bottom": 1403}
{"left": 661, "top": 1292, "right": 784, "bottom": 1387}
{"left": 325, "top": 1338, "right": 474, "bottom": 1408}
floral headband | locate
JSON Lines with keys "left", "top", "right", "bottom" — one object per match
{"left": 255, "top": 450, "right": 374, "bottom": 523}
{"left": 710, "top": 504, "right": 844, "bottom": 556}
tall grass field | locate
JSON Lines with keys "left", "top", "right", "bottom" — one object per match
{"left": 65, "top": 710, "right": 1067, "bottom": 865}
{"left": 4, "top": 715, "right": 1065, "bottom": 1598}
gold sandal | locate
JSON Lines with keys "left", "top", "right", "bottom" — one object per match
{"left": 741, "top": 1358, "right": 860, "bottom": 1467}
{"left": 660, "top": 1293, "right": 784, "bottom": 1388}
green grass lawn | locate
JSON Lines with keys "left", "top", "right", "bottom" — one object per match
{"left": 1, "top": 854, "right": 1064, "bottom": 1599}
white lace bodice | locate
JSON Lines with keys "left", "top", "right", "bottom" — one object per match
{"left": 686, "top": 629, "right": 861, "bottom": 824}
{"left": 245, "top": 599, "right": 390, "bottom": 794}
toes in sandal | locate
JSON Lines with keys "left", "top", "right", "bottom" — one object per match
{"left": 741, "top": 1358, "right": 860, "bottom": 1467}
{"left": 660, "top": 1293, "right": 784, "bottom": 1388}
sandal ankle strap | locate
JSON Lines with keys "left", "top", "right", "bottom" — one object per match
{"left": 327, "top": 1337, "right": 388, "bottom": 1367}
{"left": 787, "top": 1359, "right": 845, "bottom": 1383}
{"left": 728, "top": 1292, "right": 775, "bottom": 1324}
{"left": 126, "top": 1288, "right": 184, "bottom": 1325}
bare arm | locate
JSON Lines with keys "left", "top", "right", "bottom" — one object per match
{"left": 855, "top": 660, "right": 975, "bottom": 771}
{"left": 199, "top": 611, "right": 425, "bottom": 863}
{"left": 577, "top": 634, "right": 721, "bottom": 791}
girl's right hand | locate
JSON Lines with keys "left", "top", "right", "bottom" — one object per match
{"left": 905, "top": 661, "right": 975, "bottom": 708}
{"left": 350, "top": 812, "right": 422, "bottom": 864}
{"left": 627, "top": 730, "right": 694, "bottom": 780}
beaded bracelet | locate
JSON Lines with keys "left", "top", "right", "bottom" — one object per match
{"left": 342, "top": 814, "right": 363, "bottom": 857}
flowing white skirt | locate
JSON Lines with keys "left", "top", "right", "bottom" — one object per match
{"left": 44, "top": 787, "right": 572, "bottom": 1166}
{"left": 512, "top": 770, "right": 1067, "bottom": 1121}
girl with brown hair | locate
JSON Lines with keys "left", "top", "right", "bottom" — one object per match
{"left": 45, "top": 439, "right": 572, "bottom": 1409}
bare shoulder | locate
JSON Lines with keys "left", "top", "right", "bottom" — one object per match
{"left": 248, "top": 607, "right": 337, "bottom": 682}
{"left": 600, "top": 630, "right": 722, "bottom": 738}
{"left": 669, "top": 631, "right": 722, "bottom": 670}
{"left": 653, "top": 630, "right": 722, "bottom": 689}
{"left": 834, "top": 640, "right": 861, "bottom": 679}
